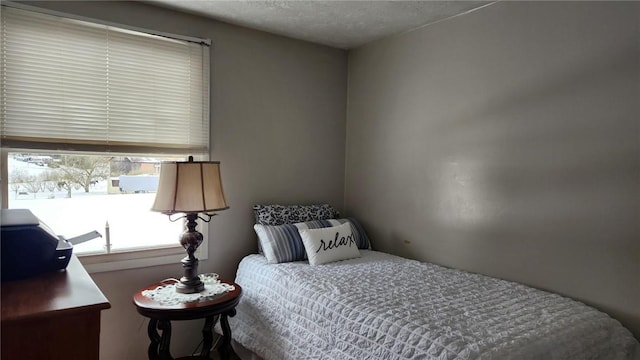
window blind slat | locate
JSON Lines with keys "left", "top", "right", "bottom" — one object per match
{"left": 1, "top": 7, "right": 209, "bottom": 154}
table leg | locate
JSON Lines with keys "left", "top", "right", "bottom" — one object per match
{"left": 157, "top": 320, "right": 173, "bottom": 360}
{"left": 218, "top": 308, "right": 238, "bottom": 360}
{"left": 147, "top": 319, "right": 161, "bottom": 360}
{"left": 147, "top": 318, "right": 173, "bottom": 360}
{"left": 200, "top": 315, "right": 216, "bottom": 358}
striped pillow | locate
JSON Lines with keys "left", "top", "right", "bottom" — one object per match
{"left": 254, "top": 218, "right": 371, "bottom": 264}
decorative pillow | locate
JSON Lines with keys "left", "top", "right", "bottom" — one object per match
{"left": 253, "top": 204, "right": 340, "bottom": 226}
{"left": 299, "top": 218, "right": 371, "bottom": 250}
{"left": 254, "top": 217, "right": 371, "bottom": 264}
{"left": 299, "top": 222, "right": 361, "bottom": 266}
{"left": 254, "top": 223, "right": 306, "bottom": 264}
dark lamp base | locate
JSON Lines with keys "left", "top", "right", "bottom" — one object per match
{"left": 175, "top": 212, "right": 205, "bottom": 294}
{"left": 176, "top": 256, "right": 204, "bottom": 294}
{"left": 176, "top": 278, "right": 204, "bottom": 294}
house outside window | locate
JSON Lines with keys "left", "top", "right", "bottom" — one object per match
{"left": 0, "top": 5, "right": 211, "bottom": 269}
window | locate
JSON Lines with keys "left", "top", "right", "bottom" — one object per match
{"left": 6, "top": 151, "right": 188, "bottom": 254}
{"left": 1, "top": 6, "right": 211, "bottom": 265}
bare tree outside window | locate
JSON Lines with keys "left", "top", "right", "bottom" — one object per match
{"left": 22, "top": 174, "right": 44, "bottom": 199}
{"left": 9, "top": 168, "right": 27, "bottom": 198}
{"left": 57, "top": 155, "right": 110, "bottom": 193}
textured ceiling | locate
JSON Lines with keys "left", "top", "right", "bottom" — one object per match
{"left": 145, "top": 1, "right": 494, "bottom": 49}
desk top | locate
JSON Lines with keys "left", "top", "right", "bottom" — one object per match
{"left": 1, "top": 256, "right": 111, "bottom": 322}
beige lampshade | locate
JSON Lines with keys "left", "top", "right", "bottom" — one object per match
{"left": 152, "top": 160, "right": 229, "bottom": 214}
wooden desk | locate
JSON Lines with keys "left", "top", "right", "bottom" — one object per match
{"left": 1, "top": 256, "right": 111, "bottom": 360}
{"left": 133, "top": 280, "right": 242, "bottom": 360}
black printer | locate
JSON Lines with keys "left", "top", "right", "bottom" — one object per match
{"left": 1, "top": 209, "right": 100, "bottom": 281}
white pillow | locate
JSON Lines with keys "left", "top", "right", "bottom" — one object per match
{"left": 298, "top": 222, "right": 360, "bottom": 266}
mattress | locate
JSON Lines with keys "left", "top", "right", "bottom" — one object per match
{"left": 230, "top": 250, "right": 639, "bottom": 360}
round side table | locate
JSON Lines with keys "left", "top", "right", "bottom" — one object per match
{"left": 133, "top": 279, "right": 242, "bottom": 360}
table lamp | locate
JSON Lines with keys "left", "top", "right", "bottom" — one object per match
{"left": 151, "top": 156, "right": 229, "bottom": 294}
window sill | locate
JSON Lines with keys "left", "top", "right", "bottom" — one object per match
{"left": 78, "top": 244, "right": 208, "bottom": 274}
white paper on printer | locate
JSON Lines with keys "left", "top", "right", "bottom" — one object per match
{"left": 66, "top": 230, "right": 102, "bottom": 245}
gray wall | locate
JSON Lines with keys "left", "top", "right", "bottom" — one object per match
{"left": 21, "top": 1, "right": 347, "bottom": 359}
{"left": 346, "top": 1, "right": 639, "bottom": 337}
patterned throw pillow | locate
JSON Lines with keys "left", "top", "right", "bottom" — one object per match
{"left": 253, "top": 204, "right": 340, "bottom": 226}
{"left": 299, "top": 222, "right": 361, "bottom": 266}
{"left": 254, "top": 218, "right": 371, "bottom": 264}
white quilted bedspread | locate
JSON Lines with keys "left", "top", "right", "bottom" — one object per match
{"left": 231, "top": 251, "right": 639, "bottom": 360}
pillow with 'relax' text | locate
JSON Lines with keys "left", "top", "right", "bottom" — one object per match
{"left": 298, "top": 222, "right": 360, "bottom": 266}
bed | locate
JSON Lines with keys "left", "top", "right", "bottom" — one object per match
{"left": 230, "top": 204, "right": 639, "bottom": 359}
{"left": 230, "top": 250, "right": 639, "bottom": 359}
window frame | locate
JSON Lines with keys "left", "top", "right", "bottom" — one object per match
{"left": 0, "top": 3, "right": 212, "bottom": 273}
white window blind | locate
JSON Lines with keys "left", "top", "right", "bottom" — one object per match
{"left": 0, "top": 7, "right": 210, "bottom": 154}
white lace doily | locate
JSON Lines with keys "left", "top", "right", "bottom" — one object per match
{"left": 142, "top": 273, "right": 235, "bottom": 306}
